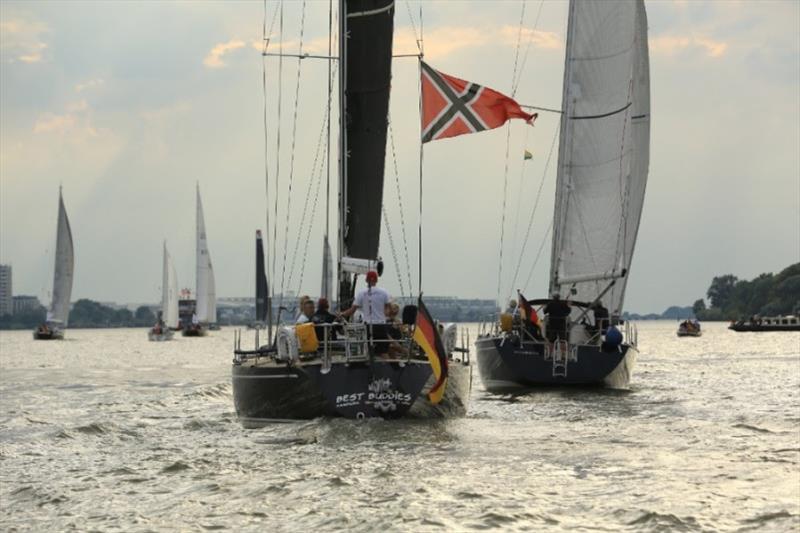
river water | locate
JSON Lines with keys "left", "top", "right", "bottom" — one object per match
{"left": 1, "top": 322, "right": 798, "bottom": 531}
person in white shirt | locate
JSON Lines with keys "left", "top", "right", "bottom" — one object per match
{"left": 339, "top": 271, "right": 392, "bottom": 354}
{"left": 295, "top": 299, "right": 315, "bottom": 325}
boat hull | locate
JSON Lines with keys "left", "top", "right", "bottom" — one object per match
{"left": 729, "top": 324, "right": 800, "bottom": 332}
{"left": 33, "top": 329, "right": 65, "bottom": 340}
{"left": 148, "top": 329, "right": 174, "bottom": 341}
{"left": 232, "top": 358, "right": 471, "bottom": 426}
{"left": 182, "top": 326, "right": 207, "bottom": 337}
{"left": 475, "top": 334, "right": 636, "bottom": 392}
{"left": 677, "top": 330, "right": 702, "bottom": 337}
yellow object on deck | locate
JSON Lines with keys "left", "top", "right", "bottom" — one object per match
{"left": 500, "top": 313, "right": 513, "bottom": 332}
{"left": 295, "top": 323, "right": 319, "bottom": 352}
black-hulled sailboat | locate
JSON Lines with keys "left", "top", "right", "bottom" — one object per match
{"left": 34, "top": 188, "right": 74, "bottom": 340}
{"left": 232, "top": 0, "right": 470, "bottom": 424}
{"left": 476, "top": 0, "right": 651, "bottom": 390}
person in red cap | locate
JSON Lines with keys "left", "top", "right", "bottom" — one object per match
{"left": 340, "top": 270, "right": 393, "bottom": 354}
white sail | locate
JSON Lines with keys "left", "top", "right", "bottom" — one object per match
{"left": 321, "top": 236, "right": 333, "bottom": 301}
{"left": 161, "top": 242, "right": 179, "bottom": 329}
{"left": 549, "top": 0, "right": 650, "bottom": 315}
{"left": 195, "top": 186, "right": 216, "bottom": 323}
{"left": 49, "top": 189, "right": 74, "bottom": 326}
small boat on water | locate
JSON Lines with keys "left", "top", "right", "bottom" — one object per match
{"left": 148, "top": 242, "right": 179, "bottom": 341}
{"left": 677, "top": 319, "right": 702, "bottom": 337}
{"left": 729, "top": 315, "right": 800, "bottom": 332}
{"left": 476, "top": 0, "right": 650, "bottom": 391}
{"left": 183, "top": 186, "right": 216, "bottom": 337}
{"left": 34, "top": 188, "right": 74, "bottom": 341}
{"left": 232, "top": 0, "right": 471, "bottom": 424}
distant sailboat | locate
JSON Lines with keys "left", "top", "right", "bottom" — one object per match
{"left": 184, "top": 186, "right": 216, "bottom": 336}
{"left": 149, "top": 242, "right": 178, "bottom": 341}
{"left": 476, "top": 0, "right": 650, "bottom": 390}
{"left": 34, "top": 188, "right": 74, "bottom": 340}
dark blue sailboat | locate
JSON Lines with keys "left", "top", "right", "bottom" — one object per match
{"left": 476, "top": 0, "right": 651, "bottom": 391}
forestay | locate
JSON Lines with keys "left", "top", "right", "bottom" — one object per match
{"left": 549, "top": 0, "right": 650, "bottom": 316}
{"left": 195, "top": 187, "right": 216, "bottom": 323}
{"left": 49, "top": 189, "right": 74, "bottom": 326}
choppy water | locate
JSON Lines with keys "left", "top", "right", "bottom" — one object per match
{"left": 1, "top": 322, "right": 798, "bottom": 531}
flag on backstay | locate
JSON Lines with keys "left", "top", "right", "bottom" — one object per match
{"left": 524, "top": 150, "right": 533, "bottom": 160}
{"left": 518, "top": 291, "right": 540, "bottom": 327}
{"left": 421, "top": 61, "right": 537, "bottom": 143}
{"left": 413, "top": 296, "right": 449, "bottom": 404}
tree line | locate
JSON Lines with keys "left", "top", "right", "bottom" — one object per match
{"left": 0, "top": 299, "right": 158, "bottom": 330}
{"left": 692, "top": 263, "right": 800, "bottom": 321}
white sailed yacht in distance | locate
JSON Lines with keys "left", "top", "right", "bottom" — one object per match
{"left": 149, "top": 242, "right": 179, "bottom": 341}
{"left": 34, "top": 188, "right": 75, "bottom": 341}
{"left": 184, "top": 185, "right": 216, "bottom": 337}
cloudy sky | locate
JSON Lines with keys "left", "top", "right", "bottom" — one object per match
{"left": 1, "top": 0, "right": 798, "bottom": 313}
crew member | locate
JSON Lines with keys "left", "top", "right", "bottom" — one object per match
{"left": 296, "top": 299, "right": 315, "bottom": 324}
{"left": 544, "top": 293, "right": 571, "bottom": 342}
{"left": 592, "top": 301, "right": 610, "bottom": 334}
{"left": 339, "top": 271, "right": 392, "bottom": 354}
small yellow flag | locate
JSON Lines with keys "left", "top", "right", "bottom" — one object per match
{"left": 523, "top": 150, "right": 533, "bottom": 160}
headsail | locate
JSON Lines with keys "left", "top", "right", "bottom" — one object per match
{"left": 162, "top": 242, "right": 179, "bottom": 329}
{"left": 337, "top": 0, "right": 394, "bottom": 304}
{"left": 49, "top": 189, "right": 74, "bottom": 326}
{"left": 195, "top": 186, "right": 216, "bottom": 323}
{"left": 549, "top": 0, "right": 650, "bottom": 316}
{"left": 255, "top": 230, "right": 269, "bottom": 323}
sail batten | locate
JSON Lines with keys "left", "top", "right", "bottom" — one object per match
{"left": 549, "top": 0, "right": 650, "bottom": 316}
{"left": 49, "top": 190, "right": 74, "bottom": 326}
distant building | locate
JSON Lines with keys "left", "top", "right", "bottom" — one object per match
{"left": 0, "top": 265, "right": 11, "bottom": 316}
{"left": 13, "top": 295, "right": 41, "bottom": 314}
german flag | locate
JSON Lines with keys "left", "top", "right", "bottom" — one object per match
{"left": 413, "top": 297, "right": 449, "bottom": 404}
{"left": 518, "top": 291, "right": 540, "bottom": 326}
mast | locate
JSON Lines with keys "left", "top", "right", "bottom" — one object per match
{"left": 336, "top": 0, "right": 395, "bottom": 308}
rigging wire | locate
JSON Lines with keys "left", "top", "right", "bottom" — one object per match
{"left": 271, "top": 0, "right": 284, "bottom": 307}
{"left": 512, "top": 0, "right": 545, "bottom": 97}
{"left": 262, "top": 0, "right": 281, "bottom": 340}
{"left": 286, "top": 96, "right": 333, "bottom": 292}
{"left": 404, "top": 0, "right": 422, "bottom": 53}
{"left": 388, "top": 122, "right": 414, "bottom": 298}
{"left": 495, "top": 0, "right": 527, "bottom": 306}
{"left": 522, "top": 220, "right": 552, "bottom": 291}
{"left": 507, "top": 123, "right": 559, "bottom": 296}
{"left": 382, "top": 207, "right": 407, "bottom": 300}
{"left": 277, "top": 0, "right": 307, "bottom": 314}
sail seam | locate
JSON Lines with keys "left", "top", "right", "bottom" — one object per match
{"left": 347, "top": 2, "right": 394, "bottom": 18}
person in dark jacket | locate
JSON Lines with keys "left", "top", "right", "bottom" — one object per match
{"left": 544, "top": 293, "right": 571, "bottom": 342}
{"left": 592, "top": 301, "right": 610, "bottom": 334}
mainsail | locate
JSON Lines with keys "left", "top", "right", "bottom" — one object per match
{"left": 195, "top": 186, "right": 216, "bottom": 323}
{"left": 49, "top": 189, "right": 74, "bottom": 326}
{"left": 255, "top": 230, "right": 269, "bottom": 323}
{"left": 161, "top": 242, "right": 179, "bottom": 329}
{"left": 549, "top": 0, "right": 650, "bottom": 316}
{"left": 337, "top": 0, "right": 394, "bottom": 304}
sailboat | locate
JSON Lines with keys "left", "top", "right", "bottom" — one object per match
{"left": 34, "top": 188, "right": 74, "bottom": 340}
{"left": 232, "top": 0, "right": 471, "bottom": 424}
{"left": 148, "top": 242, "right": 179, "bottom": 341}
{"left": 475, "top": 0, "right": 651, "bottom": 390}
{"left": 247, "top": 229, "right": 269, "bottom": 329}
{"left": 183, "top": 186, "right": 216, "bottom": 337}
